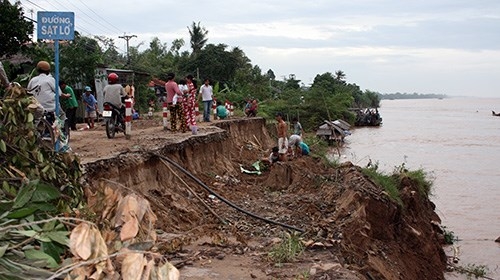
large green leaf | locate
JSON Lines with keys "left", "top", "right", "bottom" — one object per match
{"left": 12, "top": 183, "right": 36, "bottom": 209}
{"left": 41, "top": 241, "right": 65, "bottom": 263}
{"left": 0, "top": 139, "right": 6, "bottom": 153}
{"left": 24, "top": 249, "right": 58, "bottom": 268}
{"left": 0, "top": 255, "right": 54, "bottom": 278}
{"left": 7, "top": 201, "right": 57, "bottom": 219}
{"left": 6, "top": 206, "right": 38, "bottom": 219}
{"left": 40, "top": 231, "right": 69, "bottom": 246}
{"left": 10, "top": 230, "right": 37, "bottom": 238}
{"left": 0, "top": 244, "right": 8, "bottom": 258}
{"left": 30, "top": 183, "right": 60, "bottom": 203}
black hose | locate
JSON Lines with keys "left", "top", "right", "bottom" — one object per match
{"left": 151, "top": 152, "right": 305, "bottom": 233}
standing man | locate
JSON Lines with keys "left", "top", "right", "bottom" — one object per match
{"left": 198, "top": 78, "right": 213, "bottom": 122}
{"left": 165, "top": 73, "right": 183, "bottom": 132}
{"left": 275, "top": 112, "right": 288, "bottom": 161}
{"left": 59, "top": 80, "right": 78, "bottom": 131}
{"left": 82, "top": 86, "right": 97, "bottom": 129}
{"left": 291, "top": 117, "right": 303, "bottom": 138}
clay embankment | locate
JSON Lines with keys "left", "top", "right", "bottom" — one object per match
{"left": 80, "top": 118, "right": 447, "bottom": 279}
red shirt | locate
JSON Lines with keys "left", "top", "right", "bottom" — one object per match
{"left": 165, "top": 81, "right": 181, "bottom": 103}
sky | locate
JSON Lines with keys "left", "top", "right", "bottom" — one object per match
{"left": 15, "top": 0, "right": 500, "bottom": 97}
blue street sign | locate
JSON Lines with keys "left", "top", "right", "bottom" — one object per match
{"left": 37, "top": 12, "right": 75, "bottom": 40}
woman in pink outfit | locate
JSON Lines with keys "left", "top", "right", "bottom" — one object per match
{"left": 183, "top": 74, "right": 198, "bottom": 134}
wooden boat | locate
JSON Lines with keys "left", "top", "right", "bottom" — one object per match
{"left": 354, "top": 108, "right": 382, "bottom": 126}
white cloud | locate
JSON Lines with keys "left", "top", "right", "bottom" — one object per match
{"left": 14, "top": 0, "right": 500, "bottom": 97}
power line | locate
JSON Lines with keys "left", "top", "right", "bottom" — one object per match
{"left": 61, "top": 0, "right": 118, "bottom": 36}
{"left": 75, "top": 0, "right": 123, "bottom": 34}
{"left": 20, "top": 0, "right": 128, "bottom": 54}
{"left": 24, "top": 0, "right": 44, "bottom": 10}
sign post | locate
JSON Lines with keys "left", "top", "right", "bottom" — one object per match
{"left": 37, "top": 12, "right": 74, "bottom": 152}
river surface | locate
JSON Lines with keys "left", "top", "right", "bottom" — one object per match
{"left": 338, "top": 97, "right": 500, "bottom": 279}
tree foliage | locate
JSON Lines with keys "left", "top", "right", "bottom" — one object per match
{"left": 188, "top": 21, "right": 208, "bottom": 55}
{"left": 0, "top": 0, "right": 34, "bottom": 58}
{"left": 59, "top": 34, "right": 103, "bottom": 87}
{"left": 6, "top": 20, "right": 381, "bottom": 131}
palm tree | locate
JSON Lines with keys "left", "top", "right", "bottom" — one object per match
{"left": 188, "top": 22, "right": 208, "bottom": 55}
{"left": 335, "top": 70, "right": 346, "bottom": 82}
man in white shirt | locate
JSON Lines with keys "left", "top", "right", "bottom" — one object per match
{"left": 27, "top": 61, "right": 63, "bottom": 113}
{"left": 198, "top": 78, "right": 213, "bottom": 122}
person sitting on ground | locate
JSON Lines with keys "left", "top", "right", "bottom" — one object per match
{"left": 246, "top": 99, "right": 258, "bottom": 117}
{"left": 216, "top": 100, "right": 228, "bottom": 120}
{"left": 262, "top": 146, "right": 280, "bottom": 166}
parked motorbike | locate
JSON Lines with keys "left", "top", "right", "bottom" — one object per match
{"left": 102, "top": 102, "right": 126, "bottom": 139}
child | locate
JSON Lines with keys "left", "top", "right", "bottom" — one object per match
{"left": 82, "top": 86, "right": 97, "bottom": 128}
{"left": 262, "top": 146, "right": 280, "bottom": 166}
{"left": 216, "top": 100, "right": 228, "bottom": 119}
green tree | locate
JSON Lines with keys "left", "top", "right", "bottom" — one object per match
{"left": 132, "top": 37, "right": 170, "bottom": 77}
{"left": 59, "top": 34, "right": 103, "bottom": 87}
{"left": 335, "top": 70, "right": 346, "bottom": 83}
{"left": 188, "top": 21, "right": 208, "bottom": 55}
{"left": 95, "top": 36, "right": 125, "bottom": 67}
{"left": 0, "top": 0, "right": 34, "bottom": 58}
{"left": 266, "top": 69, "right": 276, "bottom": 80}
{"left": 169, "top": 38, "right": 185, "bottom": 57}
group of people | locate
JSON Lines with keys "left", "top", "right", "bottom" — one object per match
{"left": 24, "top": 60, "right": 130, "bottom": 137}
{"left": 264, "top": 114, "right": 310, "bottom": 166}
{"left": 27, "top": 61, "right": 105, "bottom": 133}
{"left": 165, "top": 73, "right": 201, "bottom": 134}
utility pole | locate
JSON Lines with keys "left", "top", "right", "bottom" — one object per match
{"left": 119, "top": 33, "right": 137, "bottom": 65}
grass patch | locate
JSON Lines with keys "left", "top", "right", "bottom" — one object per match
{"left": 453, "top": 263, "right": 490, "bottom": 279}
{"left": 362, "top": 165, "right": 403, "bottom": 206}
{"left": 362, "top": 162, "right": 435, "bottom": 206}
{"left": 268, "top": 232, "right": 304, "bottom": 264}
{"left": 403, "top": 169, "right": 433, "bottom": 197}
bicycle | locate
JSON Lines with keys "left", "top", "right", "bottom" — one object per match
{"left": 35, "top": 112, "right": 56, "bottom": 150}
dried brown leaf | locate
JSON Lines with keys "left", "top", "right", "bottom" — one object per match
{"left": 64, "top": 266, "right": 93, "bottom": 280}
{"left": 84, "top": 187, "right": 98, "bottom": 209}
{"left": 150, "top": 262, "right": 180, "bottom": 280}
{"left": 121, "top": 252, "right": 146, "bottom": 280}
{"left": 69, "top": 223, "right": 92, "bottom": 260}
{"left": 141, "top": 259, "right": 154, "bottom": 280}
{"left": 120, "top": 215, "right": 139, "bottom": 241}
{"left": 114, "top": 195, "right": 139, "bottom": 228}
{"left": 102, "top": 184, "right": 121, "bottom": 220}
{"left": 89, "top": 226, "right": 108, "bottom": 279}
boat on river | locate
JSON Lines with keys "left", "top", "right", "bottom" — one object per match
{"left": 354, "top": 108, "right": 382, "bottom": 126}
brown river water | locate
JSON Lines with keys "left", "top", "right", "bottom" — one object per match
{"left": 338, "top": 97, "right": 500, "bottom": 279}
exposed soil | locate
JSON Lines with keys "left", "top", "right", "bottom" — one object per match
{"left": 73, "top": 116, "right": 448, "bottom": 279}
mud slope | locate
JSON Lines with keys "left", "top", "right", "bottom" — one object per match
{"left": 82, "top": 118, "right": 447, "bottom": 279}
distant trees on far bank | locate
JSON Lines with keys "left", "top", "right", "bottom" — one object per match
{"left": 379, "top": 92, "right": 447, "bottom": 100}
